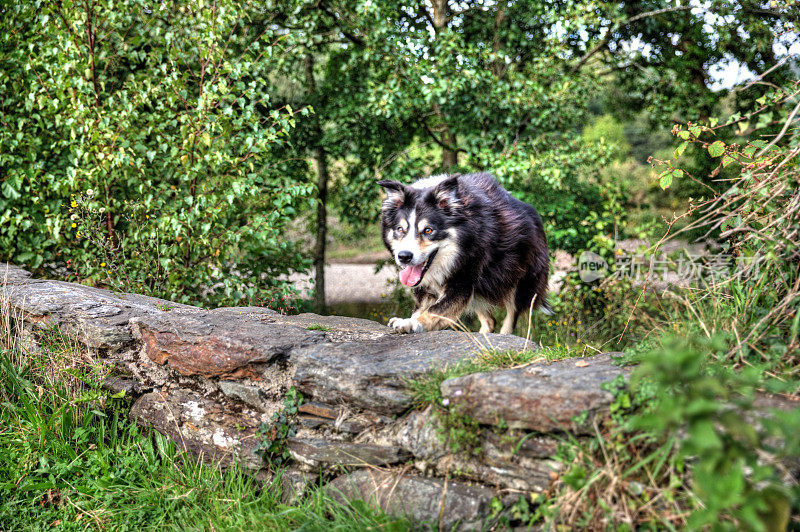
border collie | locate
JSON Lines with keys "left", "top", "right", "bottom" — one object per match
{"left": 378, "top": 172, "right": 550, "bottom": 335}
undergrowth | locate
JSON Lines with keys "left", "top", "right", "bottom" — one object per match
{"left": 536, "top": 337, "right": 800, "bottom": 531}
{"left": 0, "top": 310, "right": 406, "bottom": 530}
{"left": 530, "top": 80, "right": 800, "bottom": 530}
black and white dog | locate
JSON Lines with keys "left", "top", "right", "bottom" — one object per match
{"left": 378, "top": 172, "right": 550, "bottom": 335}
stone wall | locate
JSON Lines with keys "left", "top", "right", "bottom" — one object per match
{"left": 2, "top": 264, "right": 629, "bottom": 530}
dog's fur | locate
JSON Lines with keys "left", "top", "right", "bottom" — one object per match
{"left": 378, "top": 172, "right": 549, "bottom": 335}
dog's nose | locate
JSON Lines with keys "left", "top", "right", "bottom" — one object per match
{"left": 397, "top": 251, "right": 413, "bottom": 264}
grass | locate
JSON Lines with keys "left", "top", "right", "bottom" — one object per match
{"left": 0, "top": 311, "right": 408, "bottom": 531}
{"left": 305, "top": 324, "right": 331, "bottom": 331}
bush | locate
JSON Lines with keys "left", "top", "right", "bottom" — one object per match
{"left": 0, "top": 1, "right": 313, "bottom": 306}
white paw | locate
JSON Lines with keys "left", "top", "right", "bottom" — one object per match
{"left": 388, "top": 316, "right": 424, "bottom": 333}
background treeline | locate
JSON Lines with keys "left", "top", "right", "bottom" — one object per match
{"left": 1, "top": 0, "right": 794, "bottom": 308}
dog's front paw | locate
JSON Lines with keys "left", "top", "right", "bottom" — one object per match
{"left": 388, "top": 316, "right": 424, "bottom": 334}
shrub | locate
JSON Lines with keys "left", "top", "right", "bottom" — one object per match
{"left": 0, "top": 1, "right": 313, "bottom": 306}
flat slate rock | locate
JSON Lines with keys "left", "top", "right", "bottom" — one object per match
{"left": 280, "top": 468, "right": 319, "bottom": 505}
{"left": 132, "top": 309, "right": 325, "bottom": 379}
{"left": 292, "top": 331, "right": 536, "bottom": 414}
{"left": 287, "top": 437, "right": 409, "bottom": 467}
{"left": 2, "top": 265, "right": 196, "bottom": 349}
{"left": 265, "top": 313, "right": 391, "bottom": 342}
{"left": 328, "top": 469, "right": 495, "bottom": 531}
{"left": 441, "top": 353, "right": 628, "bottom": 433}
{"left": 0, "top": 263, "right": 32, "bottom": 284}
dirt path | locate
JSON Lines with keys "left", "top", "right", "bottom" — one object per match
{"left": 288, "top": 263, "right": 397, "bottom": 304}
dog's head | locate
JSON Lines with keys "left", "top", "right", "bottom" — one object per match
{"left": 378, "top": 175, "right": 463, "bottom": 288}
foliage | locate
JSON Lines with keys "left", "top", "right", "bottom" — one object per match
{"left": 628, "top": 336, "right": 798, "bottom": 531}
{"left": 598, "top": 1, "right": 797, "bottom": 123}
{"left": 537, "top": 337, "right": 800, "bottom": 530}
{"left": 651, "top": 77, "right": 800, "bottom": 370}
{"left": 582, "top": 114, "right": 631, "bottom": 161}
{"left": 255, "top": 387, "right": 304, "bottom": 467}
{"left": 0, "top": 1, "right": 313, "bottom": 306}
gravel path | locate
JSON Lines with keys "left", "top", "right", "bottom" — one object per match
{"left": 288, "top": 263, "right": 398, "bottom": 304}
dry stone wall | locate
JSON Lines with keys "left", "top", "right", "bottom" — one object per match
{"left": 2, "top": 263, "right": 629, "bottom": 530}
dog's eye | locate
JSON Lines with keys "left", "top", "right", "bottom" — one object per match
{"left": 396, "top": 225, "right": 405, "bottom": 234}
{"left": 423, "top": 227, "right": 433, "bottom": 236}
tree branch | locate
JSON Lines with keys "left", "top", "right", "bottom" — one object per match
{"left": 420, "top": 120, "right": 466, "bottom": 153}
{"left": 571, "top": 5, "right": 693, "bottom": 73}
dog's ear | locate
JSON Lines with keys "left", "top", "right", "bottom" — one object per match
{"left": 377, "top": 180, "right": 407, "bottom": 209}
{"left": 433, "top": 174, "right": 461, "bottom": 209}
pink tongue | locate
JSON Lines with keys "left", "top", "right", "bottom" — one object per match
{"left": 399, "top": 264, "right": 424, "bottom": 286}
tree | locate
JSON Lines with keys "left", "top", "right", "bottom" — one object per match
{"left": 573, "top": 1, "right": 798, "bottom": 122}
{"left": 0, "top": 0, "right": 312, "bottom": 305}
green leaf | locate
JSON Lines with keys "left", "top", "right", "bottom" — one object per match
{"left": 708, "top": 140, "right": 725, "bottom": 157}
{"left": 674, "top": 141, "right": 689, "bottom": 158}
{"left": 1, "top": 181, "right": 21, "bottom": 200}
{"left": 677, "top": 130, "right": 691, "bottom": 140}
{"left": 659, "top": 171, "right": 673, "bottom": 190}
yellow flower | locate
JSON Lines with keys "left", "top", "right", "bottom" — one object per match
{"left": 100, "top": 262, "right": 106, "bottom": 267}
{"left": 71, "top": 223, "right": 77, "bottom": 228}
{"left": 70, "top": 201, "right": 77, "bottom": 208}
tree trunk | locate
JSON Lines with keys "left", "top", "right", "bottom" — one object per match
{"left": 312, "top": 144, "right": 329, "bottom": 313}
{"left": 305, "top": 54, "right": 329, "bottom": 313}
{"left": 441, "top": 130, "right": 458, "bottom": 169}
{"left": 429, "top": 0, "right": 458, "bottom": 169}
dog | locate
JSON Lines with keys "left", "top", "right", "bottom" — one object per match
{"left": 378, "top": 172, "right": 550, "bottom": 335}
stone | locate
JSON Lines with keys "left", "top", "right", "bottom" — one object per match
{"left": 280, "top": 468, "right": 319, "bottom": 504}
{"left": 131, "top": 309, "right": 325, "bottom": 379}
{"left": 298, "top": 401, "right": 340, "bottom": 419}
{"left": 328, "top": 469, "right": 496, "bottom": 531}
{"left": 218, "top": 380, "right": 268, "bottom": 410}
{"left": 102, "top": 376, "right": 148, "bottom": 397}
{"left": 292, "top": 331, "right": 536, "bottom": 414}
{"left": 3, "top": 276, "right": 195, "bottom": 349}
{"left": 287, "top": 437, "right": 409, "bottom": 467}
{"left": 130, "top": 388, "right": 263, "bottom": 470}
{"left": 441, "top": 353, "right": 629, "bottom": 433}
{"left": 0, "top": 263, "right": 32, "bottom": 284}
{"left": 298, "top": 415, "right": 369, "bottom": 434}
{"left": 391, "top": 408, "right": 560, "bottom": 492}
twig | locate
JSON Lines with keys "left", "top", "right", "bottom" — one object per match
{"left": 756, "top": 98, "right": 800, "bottom": 158}
{"left": 571, "top": 6, "right": 692, "bottom": 73}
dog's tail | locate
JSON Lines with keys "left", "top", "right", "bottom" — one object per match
{"left": 538, "top": 299, "right": 554, "bottom": 316}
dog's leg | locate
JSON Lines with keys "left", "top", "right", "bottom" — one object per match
{"left": 388, "top": 289, "right": 437, "bottom": 334}
{"left": 389, "top": 285, "right": 470, "bottom": 333}
{"left": 415, "top": 285, "right": 471, "bottom": 332}
{"left": 476, "top": 310, "right": 496, "bottom": 334}
{"left": 500, "top": 293, "right": 518, "bottom": 335}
